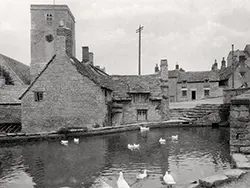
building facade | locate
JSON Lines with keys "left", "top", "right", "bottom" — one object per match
{"left": 19, "top": 4, "right": 169, "bottom": 133}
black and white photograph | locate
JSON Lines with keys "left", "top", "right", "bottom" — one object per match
{"left": 0, "top": 0, "right": 250, "bottom": 187}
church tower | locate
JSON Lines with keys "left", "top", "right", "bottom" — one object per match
{"left": 30, "top": 4, "right": 75, "bottom": 81}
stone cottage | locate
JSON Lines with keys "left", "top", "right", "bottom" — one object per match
{"left": 19, "top": 4, "right": 169, "bottom": 133}
{"left": 154, "top": 48, "right": 250, "bottom": 102}
{"left": 0, "top": 53, "right": 30, "bottom": 125}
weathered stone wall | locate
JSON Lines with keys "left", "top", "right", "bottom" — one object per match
{"left": 230, "top": 98, "right": 250, "bottom": 153}
{"left": 119, "top": 100, "right": 161, "bottom": 125}
{"left": 168, "top": 77, "right": 177, "bottom": 102}
{"left": 0, "top": 104, "right": 21, "bottom": 124}
{"left": 176, "top": 81, "right": 223, "bottom": 102}
{"left": 21, "top": 55, "right": 108, "bottom": 133}
{"left": 30, "top": 5, "right": 75, "bottom": 81}
{"left": 223, "top": 87, "right": 250, "bottom": 104}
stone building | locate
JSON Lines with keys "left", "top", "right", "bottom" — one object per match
{"left": 0, "top": 54, "right": 30, "bottom": 125}
{"left": 19, "top": 4, "right": 169, "bottom": 133}
{"left": 154, "top": 48, "right": 250, "bottom": 102}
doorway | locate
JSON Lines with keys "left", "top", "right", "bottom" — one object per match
{"left": 191, "top": 90, "right": 196, "bottom": 100}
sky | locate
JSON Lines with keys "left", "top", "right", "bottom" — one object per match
{"left": 1, "top": 0, "right": 250, "bottom": 75}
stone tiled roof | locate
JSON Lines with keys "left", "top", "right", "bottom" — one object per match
{"left": 178, "top": 71, "right": 220, "bottom": 83}
{"left": 169, "top": 70, "right": 179, "bottom": 78}
{"left": 70, "top": 57, "right": 113, "bottom": 90}
{"left": 0, "top": 53, "right": 30, "bottom": 85}
{"left": 0, "top": 85, "right": 28, "bottom": 103}
{"left": 111, "top": 74, "right": 161, "bottom": 100}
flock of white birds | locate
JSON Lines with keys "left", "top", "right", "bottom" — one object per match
{"left": 59, "top": 126, "right": 178, "bottom": 188}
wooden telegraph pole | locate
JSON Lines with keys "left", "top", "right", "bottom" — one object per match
{"left": 136, "top": 25, "right": 144, "bottom": 75}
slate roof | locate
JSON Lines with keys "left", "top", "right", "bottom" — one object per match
{"left": 0, "top": 53, "right": 30, "bottom": 85}
{"left": 70, "top": 57, "right": 113, "bottom": 90}
{"left": 177, "top": 71, "right": 220, "bottom": 83}
{"left": 111, "top": 74, "right": 161, "bottom": 100}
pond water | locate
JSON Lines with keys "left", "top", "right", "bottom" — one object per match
{"left": 0, "top": 127, "right": 231, "bottom": 188}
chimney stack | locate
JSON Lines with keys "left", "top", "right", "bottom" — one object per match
{"left": 89, "top": 52, "right": 94, "bottom": 65}
{"left": 155, "top": 64, "right": 159, "bottom": 73}
{"left": 212, "top": 59, "right": 218, "bottom": 71}
{"left": 175, "top": 63, "right": 179, "bottom": 70}
{"left": 82, "top": 46, "right": 89, "bottom": 63}
{"left": 221, "top": 57, "right": 226, "bottom": 69}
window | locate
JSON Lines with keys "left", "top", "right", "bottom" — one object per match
{"left": 182, "top": 90, "right": 187, "bottom": 98}
{"left": 132, "top": 93, "right": 149, "bottom": 103}
{"left": 34, "top": 91, "right": 43, "bottom": 102}
{"left": 104, "top": 90, "right": 107, "bottom": 97}
{"left": 137, "top": 109, "right": 147, "bottom": 121}
{"left": 46, "top": 14, "right": 53, "bottom": 26}
{"left": 204, "top": 89, "right": 210, "bottom": 97}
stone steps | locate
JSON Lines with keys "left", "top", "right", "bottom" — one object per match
{"left": 170, "top": 104, "right": 221, "bottom": 123}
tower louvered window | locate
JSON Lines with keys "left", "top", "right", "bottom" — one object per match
{"left": 46, "top": 14, "right": 53, "bottom": 26}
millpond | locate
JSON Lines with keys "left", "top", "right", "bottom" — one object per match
{"left": 0, "top": 127, "right": 231, "bottom": 188}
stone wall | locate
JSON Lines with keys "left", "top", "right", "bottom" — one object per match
{"left": 113, "top": 99, "right": 161, "bottom": 125}
{"left": 230, "top": 94, "right": 250, "bottom": 153}
{"left": 21, "top": 55, "right": 108, "bottom": 133}
{"left": 0, "top": 104, "right": 21, "bottom": 124}
{"left": 176, "top": 81, "right": 223, "bottom": 102}
{"left": 30, "top": 5, "right": 75, "bottom": 81}
{"left": 223, "top": 87, "right": 250, "bottom": 104}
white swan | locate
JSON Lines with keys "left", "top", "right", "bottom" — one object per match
{"left": 159, "top": 138, "right": 166, "bottom": 144}
{"left": 136, "top": 169, "right": 147, "bottom": 179}
{"left": 140, "top": 126, "right": 150, "bottom": 132}
{"left": 60, "top": 140, "right": 68, "bottom": 146}
{"left": 171, "top": 135, "right": 178, "bottom": 141}
{"left": 117, "top": 171, "right": 130, "bottom": 188}
{"left": 163, "top": 171, "right": 176, "bottom": 188}
{"left": 74, "top": 138, "right": 79, "bottom": 144}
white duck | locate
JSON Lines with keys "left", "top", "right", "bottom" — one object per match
{"left": 60, "top": 140, "right": 68, "bottom": 146}
{"left": 171, "top": 135, "right": 178, "bottom": 141}
{"left": 136, "top": 169, "right": 147, "bottom": 179}
{"left": 117, "top": 171, "right": 130, "bottom": 188}
{"left": 140, "top": 126, "right": 150, "bottom": 132}
{"left": 133, "top": 143, "right": 140, "bottom": 149}
{"left": 159, "top": 138, "right": 166, "bottom": 144}
{"left": 127, "top": 144, "right": 134, "bottom": 150}
{"left": 163, "top": 171, "right": 176, "bottom": 188}
{"left": 74, "top": 138, "right": 79, "bottom": 144}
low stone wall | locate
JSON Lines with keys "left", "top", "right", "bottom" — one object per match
{"left": 223, "top": 87, "right": 250, "bottom": 104}
{"left": 0, "top": 104, "right": 21, "bottom": 124}
{"left": 230, "top": 97, "right": 250, "bottom": 154}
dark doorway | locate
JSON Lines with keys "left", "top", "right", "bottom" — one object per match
{"left": 191, "top": 91, "right": 196, "bottom": 100}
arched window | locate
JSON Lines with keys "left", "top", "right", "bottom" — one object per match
{"left": 46, "top": 14, "right": 53, "bottom": 26}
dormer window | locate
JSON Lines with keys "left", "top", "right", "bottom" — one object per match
{"left": 46, "top": 14, "right": 53, "bottom": 26}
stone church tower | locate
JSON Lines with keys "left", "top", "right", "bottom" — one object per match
{"left": 30, "top": 5, "right": 76, "bottom": 81}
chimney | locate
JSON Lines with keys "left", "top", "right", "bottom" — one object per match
{"left": 56, "top": 25, "right": 70, "bottom": 57}
{"left": 155, "top": 64, "right": 159, "bottom": 73}
{"left": 89, "top": 52, "right": 94, "bottom": 65}
{"left": 212, "top": 59, "right": 218, "bottom": 71}
{"left": 160, "top": 59, "right": 168, "bottom": 82}
{"left": 221, "top": 57, "right": 226, "bottom": 69}
{"left": 101, "top": 67, "right": 106, "bottom": 72}
{"left": 160, "top": 59, "right": 169, "bottom": 121}
{"left": 96, "top": 65, "right": 100, "bottom": 69}
{"left": 175, "top": 63, "right": 179, "bottom": 70}
{"left": 82, "top": 46, "right": 89, "bottom": 63}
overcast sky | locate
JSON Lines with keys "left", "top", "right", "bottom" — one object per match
{"left": 0, "top": 0, "right": 250, "bottom": 75}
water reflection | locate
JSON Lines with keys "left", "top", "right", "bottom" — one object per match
{"left": 0, "top": 127, "right": 231, "bottom": 188}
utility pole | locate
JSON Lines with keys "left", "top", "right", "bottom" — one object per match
{"left": 232, "top": 44, "right": 235, "bottom": 89}
{"left": 136, "top": 25, "right": 143, "bottom": 75}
